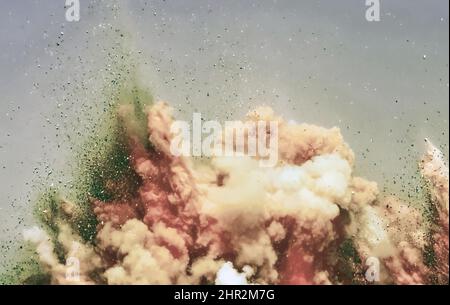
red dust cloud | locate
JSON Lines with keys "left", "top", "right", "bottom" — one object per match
{"left": 24, "top": 101, "right": 448, "bottom": 285}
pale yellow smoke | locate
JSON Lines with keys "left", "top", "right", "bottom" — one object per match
{"left": 24, "top": 102, "right": 449, "bottom": 285}
{"left": 349, "top": 140, "right": 448, "bottom": 284}
{"left": 23, "top": 224, "right": 101, "bottom": 284}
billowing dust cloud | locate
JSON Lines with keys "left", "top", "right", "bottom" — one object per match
{"left": 24, "top": 101, "right": 449, "bottom": 285}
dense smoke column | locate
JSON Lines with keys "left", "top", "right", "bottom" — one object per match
{"left": 22, "top": 101, "right": 449, "bottom": 285}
